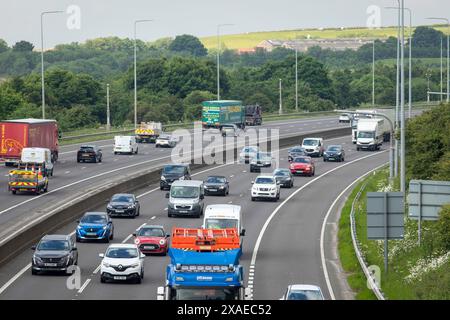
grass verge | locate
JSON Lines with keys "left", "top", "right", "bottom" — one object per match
{"left": 338, "top": 166, "right": 450, "bottom": 300}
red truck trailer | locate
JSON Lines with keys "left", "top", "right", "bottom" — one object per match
{"left": 0, "top": 119, "right": 59, "bottom": 166}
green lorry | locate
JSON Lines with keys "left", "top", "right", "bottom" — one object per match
{"left": 201, "top": 100, "right": 245, "bottom": 129}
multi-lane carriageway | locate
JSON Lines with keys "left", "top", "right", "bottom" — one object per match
{"left": 0, "top": 118, "right": 389, "bottom": 299}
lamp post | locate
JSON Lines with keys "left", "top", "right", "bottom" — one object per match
{"left": 372, "top": 40, "right": 375, "bottom": 106}
{"left": 134, "top": 19, "right": 153, "bottom": 129}
{"left": 400, "top": 0, "right": 406, "bottom": 193}
{"left": 40, "top": 10, "right": 63, "bottom": 119}
{"left": 427, "top": 17, "right": 450, "bottom": 103}
{"left": 106, "top": 84, "right": 110, "bottom": 131}
{"left": 279, "top": 79, "right": 283, "bottom": 115}
{"left": 295, "top": 34, "right": 299, "bottom": 112}
{"left": 217, "top": 24, "right": 234, "bottom": 101}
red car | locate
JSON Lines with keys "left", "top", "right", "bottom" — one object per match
{"left": 290, "top": 156, "right": 315, "bottom": 177}
{"left": 133, "top": 225, "right": 169, "bottom": 255}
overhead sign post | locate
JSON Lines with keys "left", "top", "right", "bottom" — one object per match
{"left": 408, "top": 180, "right": 450, "bottom": 245}
{"left": 367, "top": 192, "right": 404, "bottom": 273}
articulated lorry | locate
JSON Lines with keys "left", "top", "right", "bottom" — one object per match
{"left": 157, "top": 227, "right": 252, "bottom": 300}
{"left": 0, "top": 119, "right": 59, "bottom": 166}
{"left": 135, "top": 122, "right": 162, "bottom": 143}
{"left": 202, "top": 100, "right": 245, "bottom": 129}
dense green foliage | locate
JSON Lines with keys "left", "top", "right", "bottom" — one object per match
{"left": 169, "top": 34, "right": 208, "bottom": 57}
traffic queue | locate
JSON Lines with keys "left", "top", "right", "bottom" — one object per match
{"left": 25, "top": 131, "right": 346, "bottom": 301}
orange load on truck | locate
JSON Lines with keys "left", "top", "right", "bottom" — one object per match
{"left": 170, "top": 227, "right": 240, "bottom": 252}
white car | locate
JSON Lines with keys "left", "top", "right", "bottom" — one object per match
{"left": 251, "top": 175, "right": 280, "bottom": 202}
{"left": 239, "top": 146, "right": 260, "bottom": 164}
{"left": 155, "top": 134, "right": 176, "bottom": 148}
{"left": 281, "top": 284, "right": 325, "bottom": 300}
{"left": 99, "top": 244, "right": 145, "bottom": 284}
{"left": 114, "top": 136, "right": 138, "bottom": 155}
{"left": 339, "top": 113, "right": 351, "bottom": 123}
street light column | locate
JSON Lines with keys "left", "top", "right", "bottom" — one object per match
{"left": 216, "top": 24, "right": 234, "bottom": 101}
{"left": 400, "top": 0, "right": 406, "bottom": 193}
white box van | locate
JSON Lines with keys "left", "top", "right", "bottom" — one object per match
{"left": 356, "top": 118, "right": 387, "bottom": 151}
{"left": 202, "top": 204, "right": 245, "bottom": 237}
{"left": 114, "top": 136, "right": 138, "bottom": 155}
{"left": 20, "top": 147, "right": 54, "bottom": 176}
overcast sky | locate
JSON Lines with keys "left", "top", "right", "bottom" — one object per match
{"left": 1, "top": 0, "right": 449, "bottom": 48}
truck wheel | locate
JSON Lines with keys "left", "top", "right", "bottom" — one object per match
{"left": 12, "top": 190, "right": 16, "bottom": 195}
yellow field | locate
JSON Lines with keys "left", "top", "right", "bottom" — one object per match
{"left": 200, "top": 25, "right": 448, "bottom": 50}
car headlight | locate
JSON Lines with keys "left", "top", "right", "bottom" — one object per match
{"left": 102, "top": 261, "right": 111, "bottom": 268}
{"left": 159, "top": 239, "right": 166, "bottom": 245}
{"left": 106, "top": 204, "right": 112, "bottom": 209}
{"left": 103, "top": 225, "right": 108, "bottom": 230}
{"left": 130, "top": 263, "right": 139, "bottom": 268}
{"left": 128, "top": 204, "right": 135, "bottom": 209}
{"left": 161, "top": 176, "right": 166, "bottom": 181}
{"left": 77, "top": 225, "right": 82, "bottom": 230}
{"left": 219, "top": 186, "right": 225, "bottom": 189}
{"left": 33, "top": 256, "right": 42, "bottom": 264}
{"left": 134, "top": 238, "right": 140, "bottom": 245}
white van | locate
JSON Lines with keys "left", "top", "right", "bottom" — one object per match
{"left": 114, "top": 136, "right": 138, "bottom": 155}
{"left": 20, "top": 147, "right": 54, "bottom": 176}
{"left": 356, "top": 118, "right": 388, "bottom": 151}
{"left": 202, "top": 204, "right": 245, "bottom": 237}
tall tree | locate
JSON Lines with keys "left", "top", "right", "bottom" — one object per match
{"left": 12, "top": 40, "right": 34, "bottom": 52}
{"left": 169, "top": 34, "right": 208, "bottom": 57}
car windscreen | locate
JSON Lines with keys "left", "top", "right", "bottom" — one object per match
{"left": 205, "top": 218, "right": 238, "bottom": 229}
{"left": 106, "top": 248, "right": 138, "bottom": 259}
{"left": 293, "top": 158, "right": 310, "bottom": 164}
{"left": 302, "top": 139, "right": 319, "bottom": 146}
{"left": 111, "top": 195, "right": 133, "bottom": 203}
{"left": 287, "top": 290, "right": 323, "bottom": 300}
{"left": 327, "top": 146, "right": 341, "bottom": 152}
{"left": 37, "top": 240, "right": 69, "bottom": 251}
{"left": 170, "top": 186, "right": 200, "bottom": 198}
{"left": 206, "top": 176, "right": 226, "bottom": 184}
{"left": 274, "top": 170, "right": 289, "bottom": 176}
{"left": 290, "top": 148, "right": 304, "bottom": 153}
{"left": 81, "top": 214, "right": 107, "bottom": 224}
{"left": 138, "top": 228, "right": 164, "bottom": 237}
{"left": 79, "top": 147, "right": 94, "bottom": 152}
{"left": 158, "top": 136, "right": 170, "bottom": 140}
{"left": 358, "top": 131, "right": 375, "bottom": 138}
{"left": 163, "top": 165, "right": 185, "bottom": 174}
{"left": 255, "top": 177, "right": 275, "bottom": 184}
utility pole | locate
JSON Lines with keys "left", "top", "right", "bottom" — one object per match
{"left": 40, "top": 10, "right": 63, "bottom": 119}
{"left": 372, "top": 40, "right": 375, "bottom": 106}
{"left": 295, "top": 35, "right": 299, "bottom": 112}
{"left": 106, "top": 84, "right": 111, "bottom": 131}
{"left": 279, "top": 79, "right": 283, "bottom": 115}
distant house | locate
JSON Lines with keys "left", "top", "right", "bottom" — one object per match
{"left": 256, "top": 40, "right": 284, "bottom": 52}
{"left": 237, "top": 48, "right": 256, "bottom": 55}
{"left": 257, "top": 38, "right": 380, "bottom": 52}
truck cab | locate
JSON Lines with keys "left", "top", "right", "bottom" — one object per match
{"left": 157, "top": 227, "right": 252, "bottom": 300}
{"left": 135, "top": 122, "right": 162, "bottom": 143}
{"left": 245, "top": 105, "right": 262, "bottom": 126}
{"left": 356, "top": 118, "right": 385, "bottom": 151}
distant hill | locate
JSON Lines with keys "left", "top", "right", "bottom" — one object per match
{"left": 199, "top": 25, "right": 448, "bottom": 50}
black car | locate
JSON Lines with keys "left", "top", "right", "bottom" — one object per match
{"left": 160, "top": 164, "right": 191, "bottom": 190}
{"left": 204, "top": 175, "right": 229, "bottom": 196}
{"left": 323, "top": 145, "right": 345, "bottom": 162}
{"left": 288, "top": 146, "right": 306, "bottom": 162}
{"left": 273, "top": 168, "right": 294, "bottom": 188}
{"left": 107, "top": 194, "right": 140, "bottom": 218}
{"left": 31, "top": 234, "right": 78, "bottom": 275}
{"left": 77, "top": 145, "right": 102, "bottom": 163}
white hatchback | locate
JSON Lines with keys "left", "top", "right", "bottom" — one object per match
{"left": 99, "top": 244, "right": 145, "bottom": 284}
{"left": 251, "top": 175, "right": 280, "bottom": 201}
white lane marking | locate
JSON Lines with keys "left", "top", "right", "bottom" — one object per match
{"left": 93, "top": 265, "right": 101, "bottom": 274}
{"left": 113, "top": 159, "right": 118, "bottom": 161}
{"left": 77, "top": 278, "right": 91, "bottom": 294}
{"left": 65, "top": 171, "right": 71, "bottom": 174}
{"left": 0, "top": 263, "right": 31, "bottom": 295}
{"left": 0, "top": 137, "right": 350, "bottom": 295}
{"left": 151, "top": 216, "right": 156, "bottom": 220}
{"left": 81, "top": 167, "right": 86, "bottom": 170}
{"left": 249, "top": 150, "right": 388, "bottom": 299}
{"left": 230, "top": 175, "right": 234, "bottom": 178}
{"left": 320, "top": 161, "right": 388, "bottom": 301}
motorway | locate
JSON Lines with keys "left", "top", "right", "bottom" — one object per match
{"left": 0, "top": 133, "right": 388, "bottom": 300}
{"left": 0, "top": 116, "right": 346, "bottom": 241}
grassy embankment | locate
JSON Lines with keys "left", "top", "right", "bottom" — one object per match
{"left": 338, "top": 167, "right": 450, "bottom": 299}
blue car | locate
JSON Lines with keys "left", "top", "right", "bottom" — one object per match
{"left": 76, "top": 212, "right": 114, "bottom": 243}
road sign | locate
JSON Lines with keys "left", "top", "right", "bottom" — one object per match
{"left": 408, "top": 180, "right": 450, "bottom": 221}
{"left": 367, "top": 192, "right": 404, "bottom": 240}
{"left": 367, "top": 192, "right": 404, "bottom": 274}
